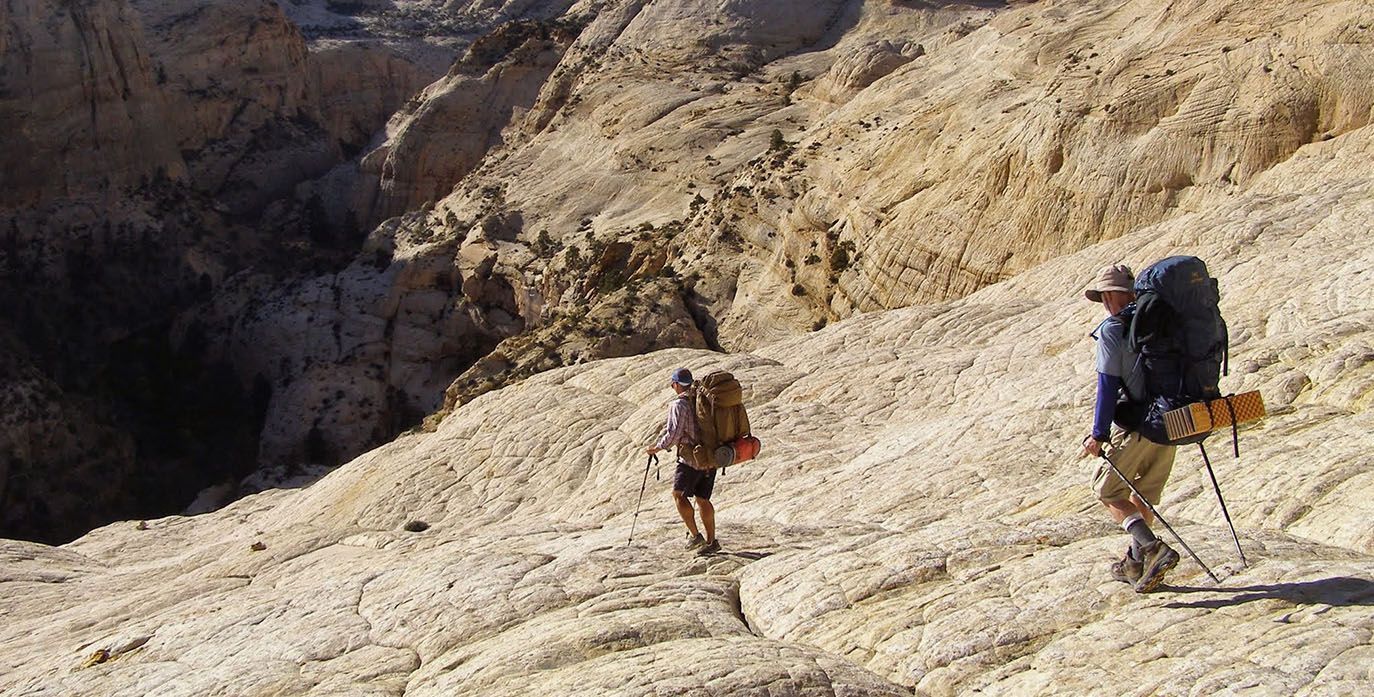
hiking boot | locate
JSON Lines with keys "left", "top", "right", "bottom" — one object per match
{"left": 1134, "top": 539, "right": 1180, "bottom": 593}
{"left": 1110, "top": 550, "right": 1143, "bottom": 584}
{"left": 685, "top": 533, "right": 706, "bottom": 550}
{"left": 696, "top": 539, "right": 721, "bottom": 556}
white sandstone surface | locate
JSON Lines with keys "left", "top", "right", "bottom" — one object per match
{"left": 2, "top": 103, "right": 1373, "bottom": 695}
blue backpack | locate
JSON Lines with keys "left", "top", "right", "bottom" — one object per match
{"left": 1117, "top": 256, "right": 1229, "bottom": 445}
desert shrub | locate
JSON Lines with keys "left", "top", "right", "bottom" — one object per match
{"left": 597, "top": 269, "right": 626, "bottom": 294}
{"left": 830, "top": 240, "right": 857, "bottom": 272}
{"left": 533, "top": 229, "right": 561, "bottom": 257}
{"left": 769, "top": 129, "right": 787, "bottom": 152}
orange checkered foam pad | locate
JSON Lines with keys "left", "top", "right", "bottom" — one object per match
{"left": 1163, "top": 391, "right": 1266, "bottom": 441}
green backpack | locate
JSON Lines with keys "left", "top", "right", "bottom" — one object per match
{"left": 683, "top": 371, "right": 759, "bottom": 470}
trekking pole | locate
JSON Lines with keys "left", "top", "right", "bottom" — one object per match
{"left": 627, "top": 454, "right": 657, "bottom": 546}
{"left": 1098, "top": 452, "right": 1221, "bottom": 584}
{"left": 1198, "top": 442, "right": 1247, "bottom": 567}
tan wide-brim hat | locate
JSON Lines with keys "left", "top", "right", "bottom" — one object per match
{"left": 1084, "top": 264, "right": 1134, "bottom": 302}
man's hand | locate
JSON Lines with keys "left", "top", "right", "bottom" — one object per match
{"left": 645, "top": 446, "right": 660, "bottom": 456}
{"left": 1081, "top": 435, "right": 1104, "bottom": 459}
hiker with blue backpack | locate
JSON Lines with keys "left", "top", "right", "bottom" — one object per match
{"left": 1081, "top": 264, "right": 1182, "bottom": 592}
{"left": 1080, "top": 256, "right": 1244, "bottom": 591}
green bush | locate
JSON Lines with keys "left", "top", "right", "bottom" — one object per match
{"left": 830, "top": 240, "right": 857, "bottom": 272}
{"left": 769, "top": 129, "right": 787, "bottom": 152}
{"left": 533, "top": 230, "right": 561, "bottom": 257}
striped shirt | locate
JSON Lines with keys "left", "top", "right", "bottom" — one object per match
{"left": 654, "top": 393, "right": 699, "bottom": 451}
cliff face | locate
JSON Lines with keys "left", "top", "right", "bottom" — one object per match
{"left": 404, "top": 0, "right": 1373, "bottom": 350}
{"left": 128, "top": 0, "right": 336, "bottom": 212}
{"left": 307, "top": 40, "right": 438, "bottom": 156}
{"left": 354, "top": 17, "right": 586, "bottom": 227}
{"left": 0, "top": 0, "right": 368, "bottom": 209}
{"left": 0, "top": 0, "right": 183, "bottom": 208}
{"left": 773, "top": 0, "right": 1374, "bottom": 316}
{"left": 0, "top": 0, "right": 461, "bottom": 541}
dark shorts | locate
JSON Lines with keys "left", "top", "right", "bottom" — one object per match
{"left": 673, "top": 461, "right": 717, "bottom": 500}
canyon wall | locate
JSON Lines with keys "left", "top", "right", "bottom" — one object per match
{"left": 0, "top": 0, "right": 461, "bottom": 540}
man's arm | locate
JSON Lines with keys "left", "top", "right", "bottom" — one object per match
{"left": 1083, "top": 372, "right": 1122, "bottom": 456}
{"left": 647, "top": 399, "right": 688, "bottom": 455}
{"left": 1084, "top": 319, "right": 1126, "bottom": 458}
{"left": 1093, "top": 372, "right": 1122, "bottom": 441}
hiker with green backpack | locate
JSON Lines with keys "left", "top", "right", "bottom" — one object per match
{"left": 643, "top": 367, "right": 761, "bottom": 556}
{"left": 646, "top": 367, "right": 721, "bottom": 556}
{"left": 1080, "top": 263, "right": 1182, "bottom": 592}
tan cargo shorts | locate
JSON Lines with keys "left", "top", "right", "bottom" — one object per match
{"left": 1091, "top": 430, "right": 1177, "bottom": 505}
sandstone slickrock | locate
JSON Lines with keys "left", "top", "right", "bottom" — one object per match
{"left": 7, "top": 0, "right": 1363, "bottom": 539}
{"left": 387, "top": 0, "right": 1373, "bottom": 347}
{"left": 245, "top": 0, "right": 1374, "bottom": 477}
{"left": 2, "top": 97, "right": 1372, "bottom": 694}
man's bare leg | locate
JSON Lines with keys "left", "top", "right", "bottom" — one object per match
{"left": 1131, "top": 493, "right": 1154, "bottom": 526}
{"left": 1103, "top": 496, "right": 1155, "bottom": 526}
{"left": 698, "top": 497, "right": 715, "bottom": 543}
{"left": 673, "top": 491, "right": 700, "bottom": 537}
{"left": 1103, "top": 498, "right": 1143, "bottom": 524}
